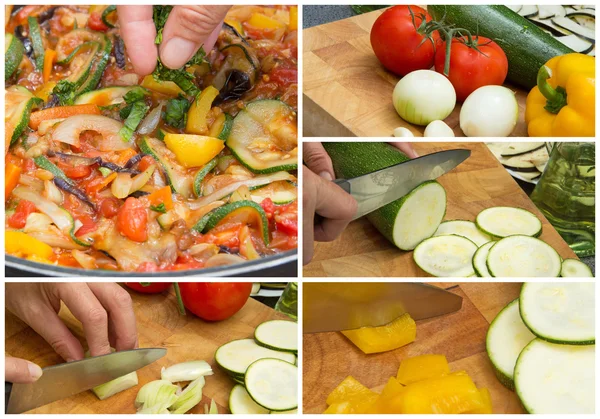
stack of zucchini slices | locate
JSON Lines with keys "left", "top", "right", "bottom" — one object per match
{"left": 486, "top": 283, "right": 595, "bottom": 413}
{"left": 216, "top": 319, "right": 298, "bottom": 414}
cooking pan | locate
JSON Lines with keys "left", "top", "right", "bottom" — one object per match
{"left": 5, "top": 250, "right": 297, "bottom": 277}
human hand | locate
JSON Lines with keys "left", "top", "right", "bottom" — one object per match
{"left": 5, "top": 356, "right": 43, "bottom": 384}
{"left": 389, "top": 142, "right": 419, "bottom": 158}
{"left": 117, "top": 5, "right": 231, "bottom": 75}
{"left": 5, "top": 283, "right": 137, "bottom": 362}
{"left": 303, "top": 143, "right": 358, "bottom": 265}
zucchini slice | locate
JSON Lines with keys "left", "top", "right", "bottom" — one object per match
{"left": 434, "top": 220, "right": 492, "bottom": 247}
{"left": 514, "top": 339, "right": 594, "bottom": 414}
{"left": 192, "top": 158, "right": 218, "bottom": 197}
{"left": 499, "top": 142, "right": 545, "bottom": 157}
{"left": 101, "top": 5, "right": 117, "bottom": 28}
{"left": 520, "top": 282, "right": 595, "bottom": 345}
{"left": 486, "top": 236, "right": 561, "bottom": 277}
{"left": 215, "top": 338, "right": 296, "bottom": 376}
{"left": 254, "top": 320, "right": 298, "bottom": 353}
{"left": 245, "top": 358, "right": 298, "bottom": 411}
{"left": 27, "top": 16, "right": 45, "bottom": 70}
{"left": 227, "top": 100, "right": 298, "bottom": 174}
{"left": 229, "top": 385, "right": 270, "bottom": 414}
{"left": 62, "top": 41, "right": 101, "bottom": 87}
{"left": 251, "top": 181, "right": 297, "bottom": 204}
{"left": 476, "top": 206, "right": 542, "bottom": 238}
{"left": 208, "top": 113, "right": 233, "bottom": 140}
{"left": 472, "top": 241, "right": 494, "bottom": 277}
{"left": 486, "top": 299, "right": 535, "bottom": 390}
{"left": 192, "top": 200, "right": 269, "bottom": 245}
{"left": 74, "top": 86, "right": 140, "bottom": 106}
{"left": 6, "top": 86, "right": 43, "bottom": 145}
{"left": 5, "top": 33, "right": 24, "bottom": 80}
{"left": 560, "top": 258, "right": 593, "bottom": 277}
{"left": 413, "top": 235, "right": 478, "bottom": 277}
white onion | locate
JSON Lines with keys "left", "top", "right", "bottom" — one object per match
{"left": 393, "top": 127, "right": 414, "bottom": 137}
{"left": 424, "top": 120, "right": 455, "bottom": 137}
{"left": 130, "top": 165, "right": 156, "bottom": 194}
{"left": 204, "top": 254, "right": 246, "bottom": 268}
{"left": 161, "top": 360, "right": 213, "bottom": 383}
{"left": 43, "top": 180, "right": 64, "bottom": 204}
{"left": 460, "top": 86, "right": 518, "bottom": 137}
{"left": 52, "top": 115, "right": 132, "bottom": 151}
{"left": 393, "top": 70, "right": 456, "bottom": 126}
{"left": 138, "top": 102, "right": 165, "bottom": 135}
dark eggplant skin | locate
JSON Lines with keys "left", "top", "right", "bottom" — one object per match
{"left": 114, "top": 36, "right": 126, "bottom": 69}
{"left": 214, "top": 70, "right": 252, "bottom": 104}
{"left": 53, "top": 177, "right": 96, "bottom": 209}
{"left": 14, "top": 25, "right": 33, "bottom": 59}
{"left": 37, "top": 6, "right": 57, "bottom": 24}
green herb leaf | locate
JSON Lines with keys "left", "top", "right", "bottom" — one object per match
{"left": 98, "top": 167, "right": 112, "bottom": 177}
{"left": 119, "top": 101, "right": 150, "bottom": 142}
{"left": 52, "top": 80, "right": 78, "bottom": 106}
{"left": 164, "top": 97, "right": 190, "bottom": 129}
{"left": 153, "top": 6, "right": 173, "bottom": 45}
{"left": 123, "top": 86, "right": 149, "bottom": 105}
{"left": 150, "top": 203, "right": 167, "bottom": 213}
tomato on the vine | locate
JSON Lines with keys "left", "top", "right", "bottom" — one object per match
{"left": 370, "top": 5, "right": 440, "bottom": 76}
{"left": 434, "top": 36, "right": 508, "bottom": 102}
{"left": 178, "top": 282, "right": 252, "bottom": 321}
{"left": 125, "top": 282, "right": 172, "bottom": 293}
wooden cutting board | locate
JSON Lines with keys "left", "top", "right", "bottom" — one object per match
{"left": 304, "top": 142, "right": 577, "bottom": 277}
{"left": 303, "top": 8, "right": 529, "bottom": 137}
{"left": 5, "top": 285, "right": 289, "bottom": 414}
{"left": 303, "top": 282, "right": 526, "bottom": 414}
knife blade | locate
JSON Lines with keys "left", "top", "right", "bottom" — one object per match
{"left": 303, "top": 283, "right": 462, "bottom": 333}
{"left": 334, "top": 149, "right": 470, "bottom": 220}
{"left": 6, "top": 347, "right": 166, "bottom": 414}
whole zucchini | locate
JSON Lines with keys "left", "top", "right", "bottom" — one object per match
{"left": 427, "top": 5, "right": 573, "bottom": 89}
{"left": 322, "top": 142, "right": 446, "bottom": 250}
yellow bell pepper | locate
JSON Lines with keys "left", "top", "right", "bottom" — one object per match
{"left": 247, "top": 12, "right": 286, "bottom": 30}
{"left": 186, "top": 86, "right": 220, "bottom": 135}
{"left": 163, "top": 134, "right": 224, "bottom": 168}
{"left": 341, "top": 312, "right": 416, "bottom": 354}
{"left": 365, "top": 377, "right": 404, "bottom": 413}
{"left": 525, "top": 53, "right": 595, "bottom": 137}
{"left": 141, "top": 75, "right": 184, "bottom": 96}
{"left": 396, "top": 354, "right": 450, "bottom": 385}
{"left": 35, "top": 81, "right": 57, "bottom": 102}
{"left": 289, "top": 6, "right": 298, "bottom": 31}
{"left": 466, "top": 388, "right": 493, "bottom": 414}
{"left": 224, "top": 19, "right": 244, "bottom": 35}
{"left": 6, "top": 231, "right": 54, "bottom": 261}
{"left": 324, "top": 393, "right": 378, "bottom": 414}
{"left": 326, "top": 376, "right": 374, "bottom": 406}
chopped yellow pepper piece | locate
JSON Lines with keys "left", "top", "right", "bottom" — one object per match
{"left": 186, "top": 86, "right": 220, "bottom": 135}
{"left": 326, "top": 376, "right": 374, "bottom": 406}
{"left": 396, "top": 354, "right": 450, "bottom": 385}
{"left": 289, "top": 6, "right": 298, "bottom": 31}
{"left": 365, "top": 377, "right": 404, "bottom": 413}
{"left": 6, "top": 231, "right": 54, "bottom": 260}
{"left": 341, "top": 313, "right": 416, "bottom": 354}
{"left": 141, "top": 75, "right": 184, "bottom": 96}
{"left": 324, "top": 393, "right": 378, "bottom": 414}
{"left": 163, "top": 134, "right": 224, "bottom": 168}
{"left": 466, "top": 388, "right": 493, "bottom": 414}
{"left": 35, "top": 81, "right": 57, "bottom": 102}
{"left": 247, "top": 12, "right": 286, "bottom": 30}
{"left": 224, "top": 19, "right": 244, "bottom": 35}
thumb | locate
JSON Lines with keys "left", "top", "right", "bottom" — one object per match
{"left": 159, "top": 5, "right": 230, "bottom": 69}
{"left": 117, "top": 5, "right": 158, "bottom": 76}
{"left": 303, "top": 142, "right": 335, "bottom": 181}
{"left": 5, "top": 357, "right": 43, "bottom": 384}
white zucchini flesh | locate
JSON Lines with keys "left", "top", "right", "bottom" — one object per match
{"left": 486, "top": 235, "right": 561, "bottom": 277}
{"left": 519, "top": 282, "right": 595, "bottom": 344}
{"left": 472, "top": 241, "right": 494, "bottom": 277}
{"left": 476, "top": 206, "right": 542, "bottom": 238}
{"left": 254, "top": 320, "right": 298, "bottom": 352}
{"left": 413, "top": 235, "right": 477, "bottom": 277}
{"left": 389, "top": 181, "right": 447, "bottom": 251}
{"left": 215, "top": 339, "right": 296, "bottom": 376}
{"left": 499, "top": 142, "right": 545, "bottom": 157}
{"left": 433, "top": 220, "right": 492, "bottom": 247}
{"left": 229, "top": 384, "right": 270, "bottom": 414}
{"left": 514, "top": 339, "right": 595, "bottom": 414}
{"left": 486, "top": 299, "right": 535, "bottom": 390}
{"left": 245, "top": 358, "right": 298, "bottom": 411}
{"left": 271, "top": 409, "right": 298, "bottom": 414}
{"left": 560, "top": 258, "right": 593, "bottom": 277}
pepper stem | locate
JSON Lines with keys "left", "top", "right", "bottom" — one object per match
{"left": 173, "top": 283, "right": 186, "bottom": 315}
{"left": 537, "top": 65, "right": 567, "bottom": 114}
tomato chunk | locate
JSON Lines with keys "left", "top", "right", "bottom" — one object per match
{"left": 117, "top": 197, "right": 148, "bottom": 242}
{"left": 8, "top": 200, "right": 37, "bottom": 229}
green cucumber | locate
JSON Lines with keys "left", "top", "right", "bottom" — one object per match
{"left": 193, "top": 158, "right": 218, "bottom": 197}
{"left": 5, "top": 33, "right": 24, "bottom": 80}
{"left": 28, "top": 17, "right": 45, "bottom": 70}
{"left": 227, "top": 100, "right": 297, "bottom": 174}
{"left": 560, "top": 258, "right": 593, "bottom": 277}
{"left": 192, "top": 200, "right": 269, "bottom": 245}
{"left": 6, "top": 86, "right": 43, "bottom": 145}
{"left": 486, "top": 299, "right": 535, "bottom": 390}
{"left": 486, "top": 235, "right": 561, "bottom": 277}
{"left": 323, "top": 142, "right": 447, "bottom": 250}
{"left": 427, "top": 5, "right": 573, "bottom": 89}
{"left": 138, "top": 136, "right": 193, "bottom": 198}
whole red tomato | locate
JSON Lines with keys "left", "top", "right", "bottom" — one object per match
{"left": 125, "top": 282, "right": 172, "bottom": 293}
{"left": 178, "top": 282, "right": 252, "bottom": 321}
{"left": 370, "top": 5, "right": 440, "bottom": 76}
{"left": 434, "top": 36, "right": 508, "bottom": 102}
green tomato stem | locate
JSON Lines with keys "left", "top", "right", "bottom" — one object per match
{"left": 537, "top": 65, "right": 567, "bottom": 114}
{"left": 173, "top": 283, "right": 186, "bottom": 315}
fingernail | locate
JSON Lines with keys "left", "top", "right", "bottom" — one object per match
{"left": 319, "top": 171, "right": 333, "bottom": 181}
{"left": 27, "top": 362, "right": 42, "bottom": 380}
{"left": 161, "top": 37, "right": 197, "bottom": 68}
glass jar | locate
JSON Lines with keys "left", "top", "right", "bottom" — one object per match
{"left": 275, "top": 282, "right": 298, "bottom": 320}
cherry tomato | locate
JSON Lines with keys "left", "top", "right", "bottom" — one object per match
{"left": 74, "top": 214, "right": 98, "bottom": 237}
{"left": 125, "top": 282, "right": 172, "bottom": 293}
{"left": 87, "top": 12, "right": 109, "bottom": 32}
{"left": 8, "top": 200, "right": 37, "bottom": 229}
{"left": 370, "top": 6, "right": 440, "bottom": 76}
{"left": 138, "top": 156, "right": 156, "bottom": 172}
{"left": 117, "top": 197, "right": 148, "bottom": 242}
{"left": 98, "top": 197, "right": 121, "bottom": 218}
{"left": 178, "top": 282, "right": 253, "bottom": 321}
{"left": 434, "top": 36, "right": 508, "bottom": 102}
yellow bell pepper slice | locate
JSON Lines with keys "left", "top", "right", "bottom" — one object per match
{"left": 396, "top": 354, "right": 450, "bottom": 385}
{"left": 163, "top": 134, "right": 224, "bottom": 168}
{"left": 186, "top": 86, "right": 220, "bottom": 135}
{"left": 324, "top": 393, "right": 378, "bottom": 414}
{"left": 289, "top": 6, "right": 298, "bottom": 31}
{"left": 6, "top": 231, "right": 54, "bottom": 260}
{"left": 247, "top": 12, "right": 286, "bottom": 30}
{"left": 141, "top": 75, "right": 184, "bottom": 96}
{"left": 341, "top": 313, "right": 416, "bottom": 354}
{"left": 466, "top": 388, "right": 493, "bottom": 414}
{"left": 326, "top": 375, "right": 374, "bottom": 405}
{"left": 525, "top": 53, "right": 595, "bottom": 137}
{"left": 35, "top": 81, "right": 57, "bottom": 102}
{"left": 365, "top": 377, "right": 405, "bottom": 413}
{"left": 224, "top": 19, "right": 244, "bottom": 35}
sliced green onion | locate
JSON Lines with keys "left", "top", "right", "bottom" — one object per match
{"left": 161, "top": 360, "right": 213, "bottom": 383}
{"left": 169, "top": 376, "right": 206, "bottom": 414}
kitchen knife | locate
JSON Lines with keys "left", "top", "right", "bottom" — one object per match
{"left": 334, "top": 149, "right": 470, "bottom": 220}
{"left": 303, "top": 283, "right": 462, "bottom": 333}
{"left": 6, "top": 347, "right": 166, "bottom": 414}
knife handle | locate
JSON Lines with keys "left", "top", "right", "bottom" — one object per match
{"left": 5, "top": 382, "right": 12, "bottom": 414}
